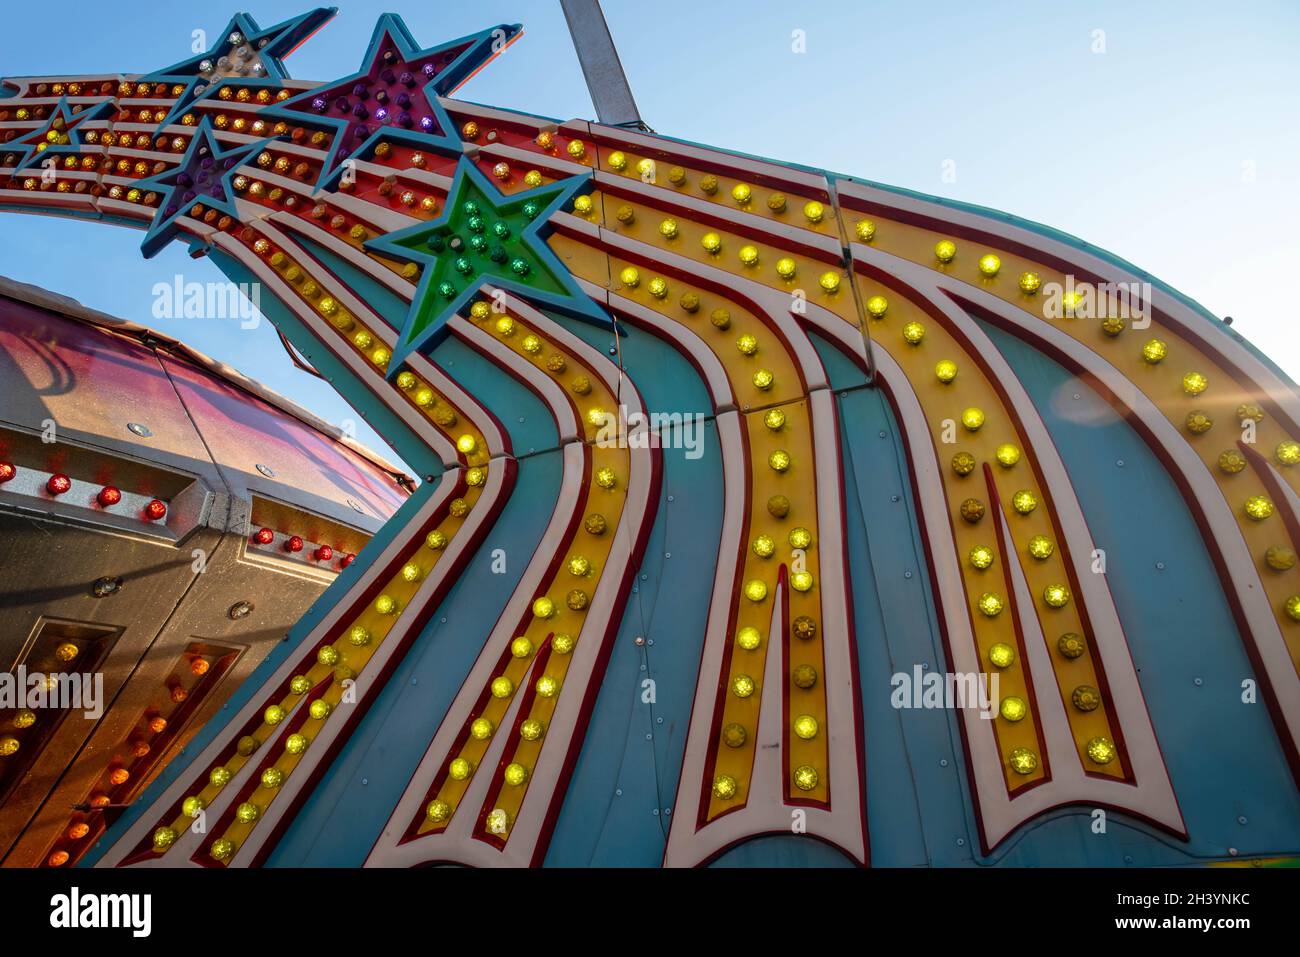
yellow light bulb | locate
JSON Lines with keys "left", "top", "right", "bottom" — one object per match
{"left": 713, "top": 774, "right": 738, "bottom": 799}
{"left": 792, "top": 765, "right": 819, "bottom": 791}
{"left": 934, "top": 240, "right": 957, "bottom": 263}
{"left": 1071, "top": 685, "right": 1102, "bottom": 712}
{"left": 620, "top": 266, "right": 640, "bottom": 288}
{"left": 1009, "top": 747, "right": 1038, "bottom": 775}
{"left": 510, "top": 636, "right": 534, "bottom": 658}
{"left": 1264, "top": 545, "right": 1297, "bottom": 571}
{"left": 995, "top": 443, "right": 1021, "bottom": 467}
{"left": 1043, "top": 583, "right": 1071, "bottom": 608}
{"left": 752, "top": 368, "right": 774, "bottom": 390}
{"left": 491, "top": 676, "right": 514, "bottom": 698}
{"left": 1027, "top": 535, "right": 1054, "bottom": 560}
{"left": 935, "top": 360, "right": 958, "bottom": 383}
{"left": 769, "top": 450, "right": 791, "bottom": 472}
{"left": 744, "top": 579, "right": 768, "bottom": 602}
{"left": 1183, "top": 371, "right": 1209, "bottom": 395}
{"left": 1000, "top": 696, "right": 1027, "bottom": 722}
{"left": 1086, "top": 736, "right": 1117, "bottom": 765}
{"left": 1012, "top": 490, "right": 1038, "bottom": 514}
{"left": 736, "top": 626, "right": 762, "bottom": 650}
{"left": 1276, "top": 441, "right": 1300, "bottom": 466}
{"left": 607, "top": 151, "right": 627, "bottom": 171}
{"left": 866, "top": 295, "right": 889, "bottom": 318}
{"left": 952, "top": 452, "right": 977, "bottom": 476}
{"left": 803, "top": 201, "right": 824, "bottom": 223}
{"left": 978, "top": 593, "right": 1004, "bottom": 617}
{"left": 532, "top": 596, "right": 556, "bottom": 618}
{"left": 731, "top": 674, "right": 756, "bottom": 697}
{"left": 775, "top": 257, "right": 796, "bottom": 279}
{"left": 969, "top": 545, "right": 995, "bottom": 569}
{"left": 855, "top": 220, "right": 876, "bottom": 242}
{"left": 470, "top": 717, "right": 494, "bottom": 739}
{"left": 819, "top": 271, "right": 841, "bottom": 292}
{"left": 737, "top": 334, "right": 759, "bottom": 355}
{"left": 1142, "top": 339, "right": 1168, "bottom": 363}
{"left": 659, "top": 218, "right": 678, "bottom": 239}
{"left": 988, "top": 642, "right": 1015, "bottom": 669}
{"left": 961, "top": 407, "right": 985, "bottom": 431}
{"left": 701, "top": 232, "right": 722, "bottom": 254}
{"left": 978, "top": 253, "right": 1001, "bottom": 276}
{"left": 503, "top": 763, "right": 529, "bottom": 786}
{"left": 1218, "top": 450, "right": 1247, "bottom": 474}
{"left": 739, "top": 245, "right": 760, "bottom": 266}
{"left": 764, "top": 408, "right": 786, "bottom": 430}
{"left": 535, "top": 675, "right": 559, "bottom": 697}
{"left": 1245, "top": 495, "right": 1274, "bottom": 521}
{"left": 790, "top": 571, "right": 814, "bottom": 591}
{"left": 793, "top": 714, "right": 819, "bottom": 739}
{"left": 901, "top": 321, "right": 925, "bottom": 344}
{"left": 731, "top": 183, "right": 752, "bottom": 204}
{"left": 449, "top": 757, "right": 473, "bottom": 780}
{"left": 595, "top": 466, "right": 618, "bottom": 489}
{"left": 752, "top": 535, "right": 775, "bottom": 558}
{"left": 1018, "top": 271, "right": 1041, "bottom": 294}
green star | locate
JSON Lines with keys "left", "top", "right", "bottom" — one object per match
{"left": 366, "top": 156, "right": 611, "bottom": 376}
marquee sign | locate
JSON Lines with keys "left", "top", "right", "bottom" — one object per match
{"left": 2, "top": 8, "right": 1298, "bottom": 868}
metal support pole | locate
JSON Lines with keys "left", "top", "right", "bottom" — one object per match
{"left": 558, "top": 0, "right": 648, "bottom": 130}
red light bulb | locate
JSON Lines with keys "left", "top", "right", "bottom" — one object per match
{"left": 314, "top": 544, "right": 334, "bottom": 562}
{"left": 97, "top": 485, "right": 122, "bottom": 507}
{"left": 285, "top": 535, "right": 304, "bottom": 553}
{"left": 0, "top": 462, "right": 15, "bottom": 483}
{"left": 143, "top": 499, "right": 167, "bottom": 520}
{"left": 253, "top": 527, "right": 275, "bottom": 545}
{"left": 340, "top": 553, "right": 355, "bottom": 568}
{"left": 47, "top": 473, "right": 71, "bottom": 495}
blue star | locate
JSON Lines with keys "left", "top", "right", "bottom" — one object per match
{"left": 262, "top": 14, "right": 522, "bottom": 191}
{"left": 141, "top": 8, "right": 338, "bottom": 127}
{"left": 365, "top": 156, "right": 614, "bottom": 378}
{"left": 11, "top": 98, "right": 114, "bottom": 173}
{"left": 134, "top": 118, "right": 267, "bottom": 259}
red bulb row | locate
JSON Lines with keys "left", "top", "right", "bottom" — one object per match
{"left": 251, "top": 527, "right": 354, "bottom": 567}
{"left": 0, "top": 464, "right": 166, "bottom": 521}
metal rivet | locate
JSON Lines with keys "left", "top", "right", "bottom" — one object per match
{"left": 126, "top": 422, "right": 153, "bottom": 437}
{"left": 635, "top": 636, "right": 645, "bottom": 646}
{"left": 1194, "top": 677, "right": 1203, "bottom": 686}
{"left": 1116, "top": 459, "right": 1125, "bottom": 467}
{"left": 361, "top": 777, "right": 368, "bottom": 786}
{"left": 940, "top": 758, "right": 949, "bottom": 767}
{"left": 228, "top": 600, "right": 253, "bottom": 620}
{"left": 1238, "top": 816, "right": 1248, "bottom": 825}
{"left": 1156, "top": 562, "right": 1166, "bottom": 570}
{"left": 956, "top": 838, "right": 965, "bottom": 847}
{"left": 891, "top": 494, "right": 900, "bottom": 502}
{"left": 347, "top": 498, "right": 365, "bottom": 513}
{"left": 904, "top": 570, "right": 913, "bottom": 579}
{"left": 255, "top": 463, "right": 275, "bottom": 478}
{"left": 92, "top": 576, "right": 124, "bottom": 598}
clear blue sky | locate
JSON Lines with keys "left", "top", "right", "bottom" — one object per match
{"left": 3, "top": 0, "right": 1297, "bottom": 465}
